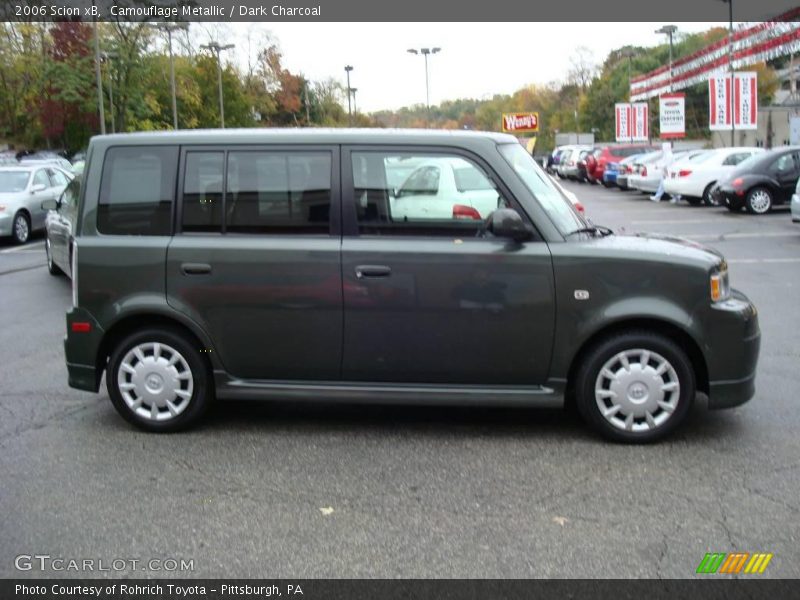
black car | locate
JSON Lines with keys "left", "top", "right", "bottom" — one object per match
{"left": 715, "top": 146, "right": 800, "bottom": 214}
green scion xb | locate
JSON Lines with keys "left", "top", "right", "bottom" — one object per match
{"left": 49, "top": 129, "right": 760, "bottom": 442}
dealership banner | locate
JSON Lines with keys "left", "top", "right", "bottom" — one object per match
{"left": 659, "top": 93, "right": 686, "bottom": 139}
{"left": 615, "top": 103, "right": 649, "bottom": 142}
{"left": 709, "top": 72, "right": 758, "bottom": 131}
{"left": 630, "top": 8, "right": 799, "bottom": 101}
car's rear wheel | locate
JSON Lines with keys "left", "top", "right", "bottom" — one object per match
{"left": 746, "top": 187, "right": 773, "bottom": 214}
{"left": 107, "top": 328, "right": 212, "bottom": 432}
{"left": 12, "top": 211, "right": 30, "bottom": 244}
{"left": 702, "top": 182, "right": 718, "bottom": 206}
{"left": 45, "top": 238, "right": 63, "bottom": 276}
{"left": 575, "top": 331, "right": 695, "bottom": 443}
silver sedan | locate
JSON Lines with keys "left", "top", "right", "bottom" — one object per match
{"left": 0, "top": 165, "right": 73, "bottom": 244}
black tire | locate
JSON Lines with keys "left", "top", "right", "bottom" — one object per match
{"left": 725, "top": 200, "right": 742, "bottom": 212}
{"left": 574, "top": 331, "right": 695, "bottom": 443}
{"left": 686, "top": 196, "right": 703, "bottom": 206}
{"left": 745, "top": 186, "right": 773, "bottom": 214}
{"left": 601, "top": 181, "right": 613, "bottom": 188}
{"left": 45, "top": 237, "right": 63, "bottom": 276}
{"left": 11, "top": 211, "right": 30, "bottom": 244}
{"left": 702, "top": 182, "right": 718, "bottom": 206}
{"left": 106, "top": 327, "right": 212, "bottom": 432}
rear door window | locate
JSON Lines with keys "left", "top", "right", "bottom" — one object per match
{"left": 225, "top": 151, "right": 331, "bottom": 233}
{"left": 97, "top": 146, "right": 178, "bottom": 235}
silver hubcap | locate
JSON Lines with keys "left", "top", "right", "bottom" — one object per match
{"left": 749, "top": 190, "right": 771, "bottom": 213}
{"left": 14, "top": 215, "right": 29, "bottom": 242}
{"left": 594, "top": 349, "right": 680, "bottom": 433}
{"left": 117, "top": 342, "right": 193, "bottom": 422}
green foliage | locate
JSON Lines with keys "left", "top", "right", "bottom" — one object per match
{"left": 0, "top": 23, "right": 785, "bottom": 153}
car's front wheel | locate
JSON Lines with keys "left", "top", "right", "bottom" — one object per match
{"left": 107, "top": 328, "right": 212, "bottom": 432}
{"left": 575, "top": 331, "right": 695, "bottom": 443}
{"left": 45, "top": 238, "right": 63, "bottom": 276}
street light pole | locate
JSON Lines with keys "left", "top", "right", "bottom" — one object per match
{"left": 344, "top": 65, "right": 353, "bottom": 126}
{"left": 156, "top": 23, "right": 188, "bottom": 130}
{"left": 93, "top": 18, "right": 105, "bottom": 135}
{"left": 201, "top": 41, "right": 235, "bottom": 129}
{"left": 102, "top": 52, "right": 117, "bottom": 133}
{"left": 621, "top": 47, "right": 635, "bottom": 144}
{"left": 407, "top": 47, "right": 441, "bottom": 126}
{"left": 655, "top": 25, "right": 678, "bottom": 92}
{"left": 350, "top": 87, "right": 358, "bottom": 118}
{"left": 721, "top": 0, "right": 735, "bottom": 146}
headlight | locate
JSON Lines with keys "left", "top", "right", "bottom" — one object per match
{"left": 710, "top": 262, "right": 730, "bottom": 303}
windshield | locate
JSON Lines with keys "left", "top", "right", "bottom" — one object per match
{"left": 0, "top": 171, "right": 31, "bottom": 192}
{"left": 499, "top": 143, "right": 585, "bottom": 235}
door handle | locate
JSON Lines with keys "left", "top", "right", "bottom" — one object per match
{"left": 355, "top": 265, "right": 391, "bottom": 279}
{"left": 181, "top": 262, "right": 212, "bottom": 275}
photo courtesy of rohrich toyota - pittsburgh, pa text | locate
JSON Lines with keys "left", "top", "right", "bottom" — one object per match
{"left": 1, "top": 0, "right": 799, "bottom": 598}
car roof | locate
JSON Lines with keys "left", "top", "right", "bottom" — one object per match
{"left": 91, "top": 128, "right": 519, "bottom": 149}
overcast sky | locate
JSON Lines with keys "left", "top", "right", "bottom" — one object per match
{"left": 202, "top": 22, "right": 731, "bottom": 112}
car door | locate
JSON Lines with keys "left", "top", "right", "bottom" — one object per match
{"left": 340, "top": 146, "right": 555, "bottom": 386}
{"left": 771, "top": 152, "right": 800, "bottom": 201}
{"left": 166, "top": 145, "right": 343, "bottom": 381}
{"left": 28, "top": 168, "right": 52, "bottom": 230}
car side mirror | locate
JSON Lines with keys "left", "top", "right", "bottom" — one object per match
{"left": 42, "top": 198, "right": 59, "bottom": 211}
{"left": 488, "top": 208, "right": 533, "bottom": 242}
{"left": 30, "top": 183, "right": 46, "bottom": 194}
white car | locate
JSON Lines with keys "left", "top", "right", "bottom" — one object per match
{"left": 792, "top": 176, "right": 800, "bottom": 224}
{"left": 664, "top": 147, "right": 765, "bottom": 205}
{"left": 628, "top": 150, "right": 708, "bottom": 194}
{"left": 389, "top": 157, "right": 501, "bottom": 221}
{"left": 0, "top": 164, "right": 73, "bottom": 243}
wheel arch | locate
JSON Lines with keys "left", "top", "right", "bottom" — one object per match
{"left": 564, "top": 317, "right": 709, "bottom": 406}
{"left": 96, "top": 312, "right": 217, "bottom": 385}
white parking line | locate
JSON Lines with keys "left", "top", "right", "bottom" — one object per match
{"left": 684, "top": 231, "right": 797, "bottom": 240}
{"left": 727, "top": 258, "right": 800, "bottom": 264}
{"left": 0, "top": 241, "right": 44, "bottom": 254}
{"left": 631, "top": 219, "right": 727, "bottom": 225}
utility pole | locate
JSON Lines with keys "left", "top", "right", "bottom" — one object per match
{"left": 344, "top": 65, "right": 353, "bottom": 126}
{"left": 156, "top": 23, "right": 189, "bottom": 130}
{"left": 200, "top": 41, "right": 235, "bottom": 128}
{"left": 351, "top": 87, "right": 358, "bottom": 120}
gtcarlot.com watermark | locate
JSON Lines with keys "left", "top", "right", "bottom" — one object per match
{"left": 14, "top": 554, "right": 194, "bottom": 573}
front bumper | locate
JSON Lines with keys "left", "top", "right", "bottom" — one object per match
{"left": 64, "top": 307, "right": 104, "bottom": 392}
{"left": 704, "top": 290, "right": 760, "bottom": 409}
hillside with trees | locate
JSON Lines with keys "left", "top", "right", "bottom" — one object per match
{"left": 0, "top": 22, "right": 781, "bottom": 153}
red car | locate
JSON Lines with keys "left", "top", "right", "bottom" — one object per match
{"left": 588, "top": 144, "right": 658, "bottom": 187}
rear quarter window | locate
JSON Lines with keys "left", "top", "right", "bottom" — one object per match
{"left": 97, "top": 146, "right": 178, "bottom": 235}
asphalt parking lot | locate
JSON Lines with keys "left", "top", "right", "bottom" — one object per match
{"left": 1, "top": 182, "right": 799, "bottom": 579}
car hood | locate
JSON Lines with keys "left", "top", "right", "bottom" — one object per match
{"left": 581, "top": 232, "right": 724, "bottom": 269}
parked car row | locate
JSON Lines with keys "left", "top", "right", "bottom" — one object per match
{"left": 551, "top": 142, "right": 800, "bottom": 216}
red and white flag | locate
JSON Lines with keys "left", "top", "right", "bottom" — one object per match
{"left": 709, "top": 72, "right": 758, "bottom": 131}
{"left": 616, "top": 103, "right": 649, "bottom": 141}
